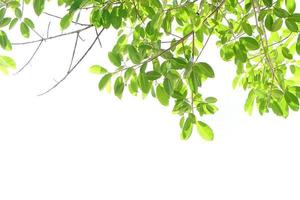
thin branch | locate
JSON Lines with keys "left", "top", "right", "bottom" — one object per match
{"left": 31, "top": 28, "right": 44, "bottom": 40}
{"left": 12, "top": 25, "right": 92, "bottom": 45}
{"left": 195, "top": 27, "right": 215, "bottom": 62}
{"left": 78, "top": 33, "right": 85, "bottom": 41}
{"left": 68, "top": 32, "right": 80, "bottom": 72}
{"left": 95, "top": 28, "right": 102, "bottom": 48}
{"left": 37, "top": 28, "right": 105, "bottom": 96}
{"left": 15, "top": 40, "right": 43, "bottom": 74}
{"left": 43, "top": 12, "right": 90, "bottom": 27}
{"left": 46, "top": 21, "right": 51, "bottom": 38}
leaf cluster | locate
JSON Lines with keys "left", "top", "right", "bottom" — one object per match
{"left": 1, "top": 0, "right": 300, "bottom": 140}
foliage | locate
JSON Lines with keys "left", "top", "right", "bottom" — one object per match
{"left": 1, "top": 0, "right": 300, "bottom": 140}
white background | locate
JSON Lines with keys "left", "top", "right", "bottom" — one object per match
{"left": 1, "top": 3, "right": 300, "bottom": 200}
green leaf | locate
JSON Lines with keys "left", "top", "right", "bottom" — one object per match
{"left": 296, "top": 34, "right": 300, "bottom": 56}
{"left": 127, "top": 45, "right": 141, "bottom": 64}
{"left": 285, "top": 18, "right": 298, "bottom": 32}
{"left": 108, "top": 52, "right": 121, "bottom": 67}
{"left": 0, "top": 55, "right": 16, "bottom": 74}
{"left": 23, "top": 18, "right": 35, "bottom": 29}
{"left": 263, "top": 0, "right": 273, "bottom": 7}
{"left": 0, "top": 17, "right": 12, "bottom": 28}
{"left": 124, "top": 68, "right": 134, "bottom": 81}
{"left": 244, "top": 90, "right": 256, "bottom": 115}
{"left": 194, "top": 62, "right": 215, "bottom": 78}
{"left": 282, "top": 47, "right": 293, "bottom": 59}
{"left": 20, "top": 22, "right": 30, "bottom": 38}
{"left": 89, "top": 65, "right": 107, "bottom": 74}
{"left": 242, "top": 22, "right": 253, "bottom": 36}
{"left": 205, "top": 97, "right": 217, "bottom": 103}
{"left": 156, "top": 84, "right": 170, "bottom": 106}
{"left": 138, "top": 72, "right": 151, "bottom": 94}
{"left": 163, "top": 78, "right": 173, "bottom": 95}
{"left": 15, "top": 7, "right": 22, "bottom": 18}
{"left": 240, "top": 37, "right": 260, "bottom": 50}
{"left": 272, "top": 18, "right": 283, "bottom": 31}
{"left": 129, "top": 75, "right": 138, "bottom": 95}
{"left": 114, "top": 76, "right": 125, "bottom": 99}
{"left": 285, "top": 0, "right": 296, "bottom": 14}
{"left": 69, "top": 0, "right": 82, "bottom": 12}
{"left": 60, "top": 13, "right": 73, "bottom": 30}
{"left": 181, "top": 116, "right": 193, "bottom": 140}
{"left": 111, "top": 7, "right": 122, "bottom": 29}
{"left": 102, "top": 9, "right": 111, "bottom": 28}
{"left": 284, "top": 91, "right": 299, "bottom": 111}
{"left": 146, "top": 71, "right": 161, "bottom": 80}
{"left": 9, "top": 18, "right": 18, "bottom": 29}
{"left": 188, "top": 71, "right": 200, "bottom": 92}
{"left": 274, "top": 8, "right": 290, "bottom": 18}
{"left": 0, "top": 8, "right": 5, "bottom": 21}
{"left": 152, "top": 0, "right": 163, "bottom": 9}
{"left": 290, "top": 13, "right": 300, "bottom": 22}
{"left": 98, "top": 73, "right": 112, "bottom": 91}
{"left": 220, "top": 45, "right": 234, "bottom": 61}
{"left": 33, "top": 0, "right": 45, "bottom": 16}
{"left": 196, "top": 121, "right": 214, "bottom": 141}
{"left": 270, "top": 101, "right": 284, "bottom": 116}
{"left": 0, "top": 30, "right": 12, "bottom": 50}
{"left": 265, "top": 14, "right": 273, "bottom": 31}
{"left": 170, "top": 57, "right": 188, "bottom": 69}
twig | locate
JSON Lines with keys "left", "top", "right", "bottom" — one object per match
{"left": 95, "top": 28, "right": 102, "bottom": 48}
{"left": 68, "top": 32, "right": 80, "bottom": 72}
{"left": 15, "top": 40, "right": 43, "bottom": 74}
{"left": 37, "top": 28, "right": 105, "bottom": 96}
{"left": 12, "top": 25, "right": 92, "bottom": 45}
{"left": 43, "top": 12, "right": 90, "bottom": 27}
{"left": 47, "top": 21, "right": 51, "bottom": 38}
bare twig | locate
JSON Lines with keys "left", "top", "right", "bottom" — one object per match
{"left": 12, "top": 25, "right": 92, "bottom": 45}
{"left": 43, "top": 12, "right": 90, "bottom": 27}
{"left": 95, "top": 28, "right": 102, "bottom": 48}
{"left": 68, "top": 33, "right": 80, "bottom": 72}
{"left": 37, "top": 28, "right": 105, "bottom": 96}
{"left": 47, "top": 22, "right": 51, "bottom": 38}
{"left": 15, "top": 40, "right": 43, "bottom": 74}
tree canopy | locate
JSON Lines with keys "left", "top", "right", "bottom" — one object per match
{"left": 1, "top": 0, "right": 300, "bottom": 140}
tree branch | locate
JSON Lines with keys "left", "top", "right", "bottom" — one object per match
{"left": 15, "top": 40, "right": 43, "bottom": 74}
{"left": 12, "top": 25, "right": 92, "bottom": 45}
{"left": 37, "top": 28, "right": 105, "bottom": 96}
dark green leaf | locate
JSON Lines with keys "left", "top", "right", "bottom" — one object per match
{"left": 284, "top": 91, "right": 299, "bottom": 111}
{"left": 285, "top": 18, "right": 298, "bottom": 32}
